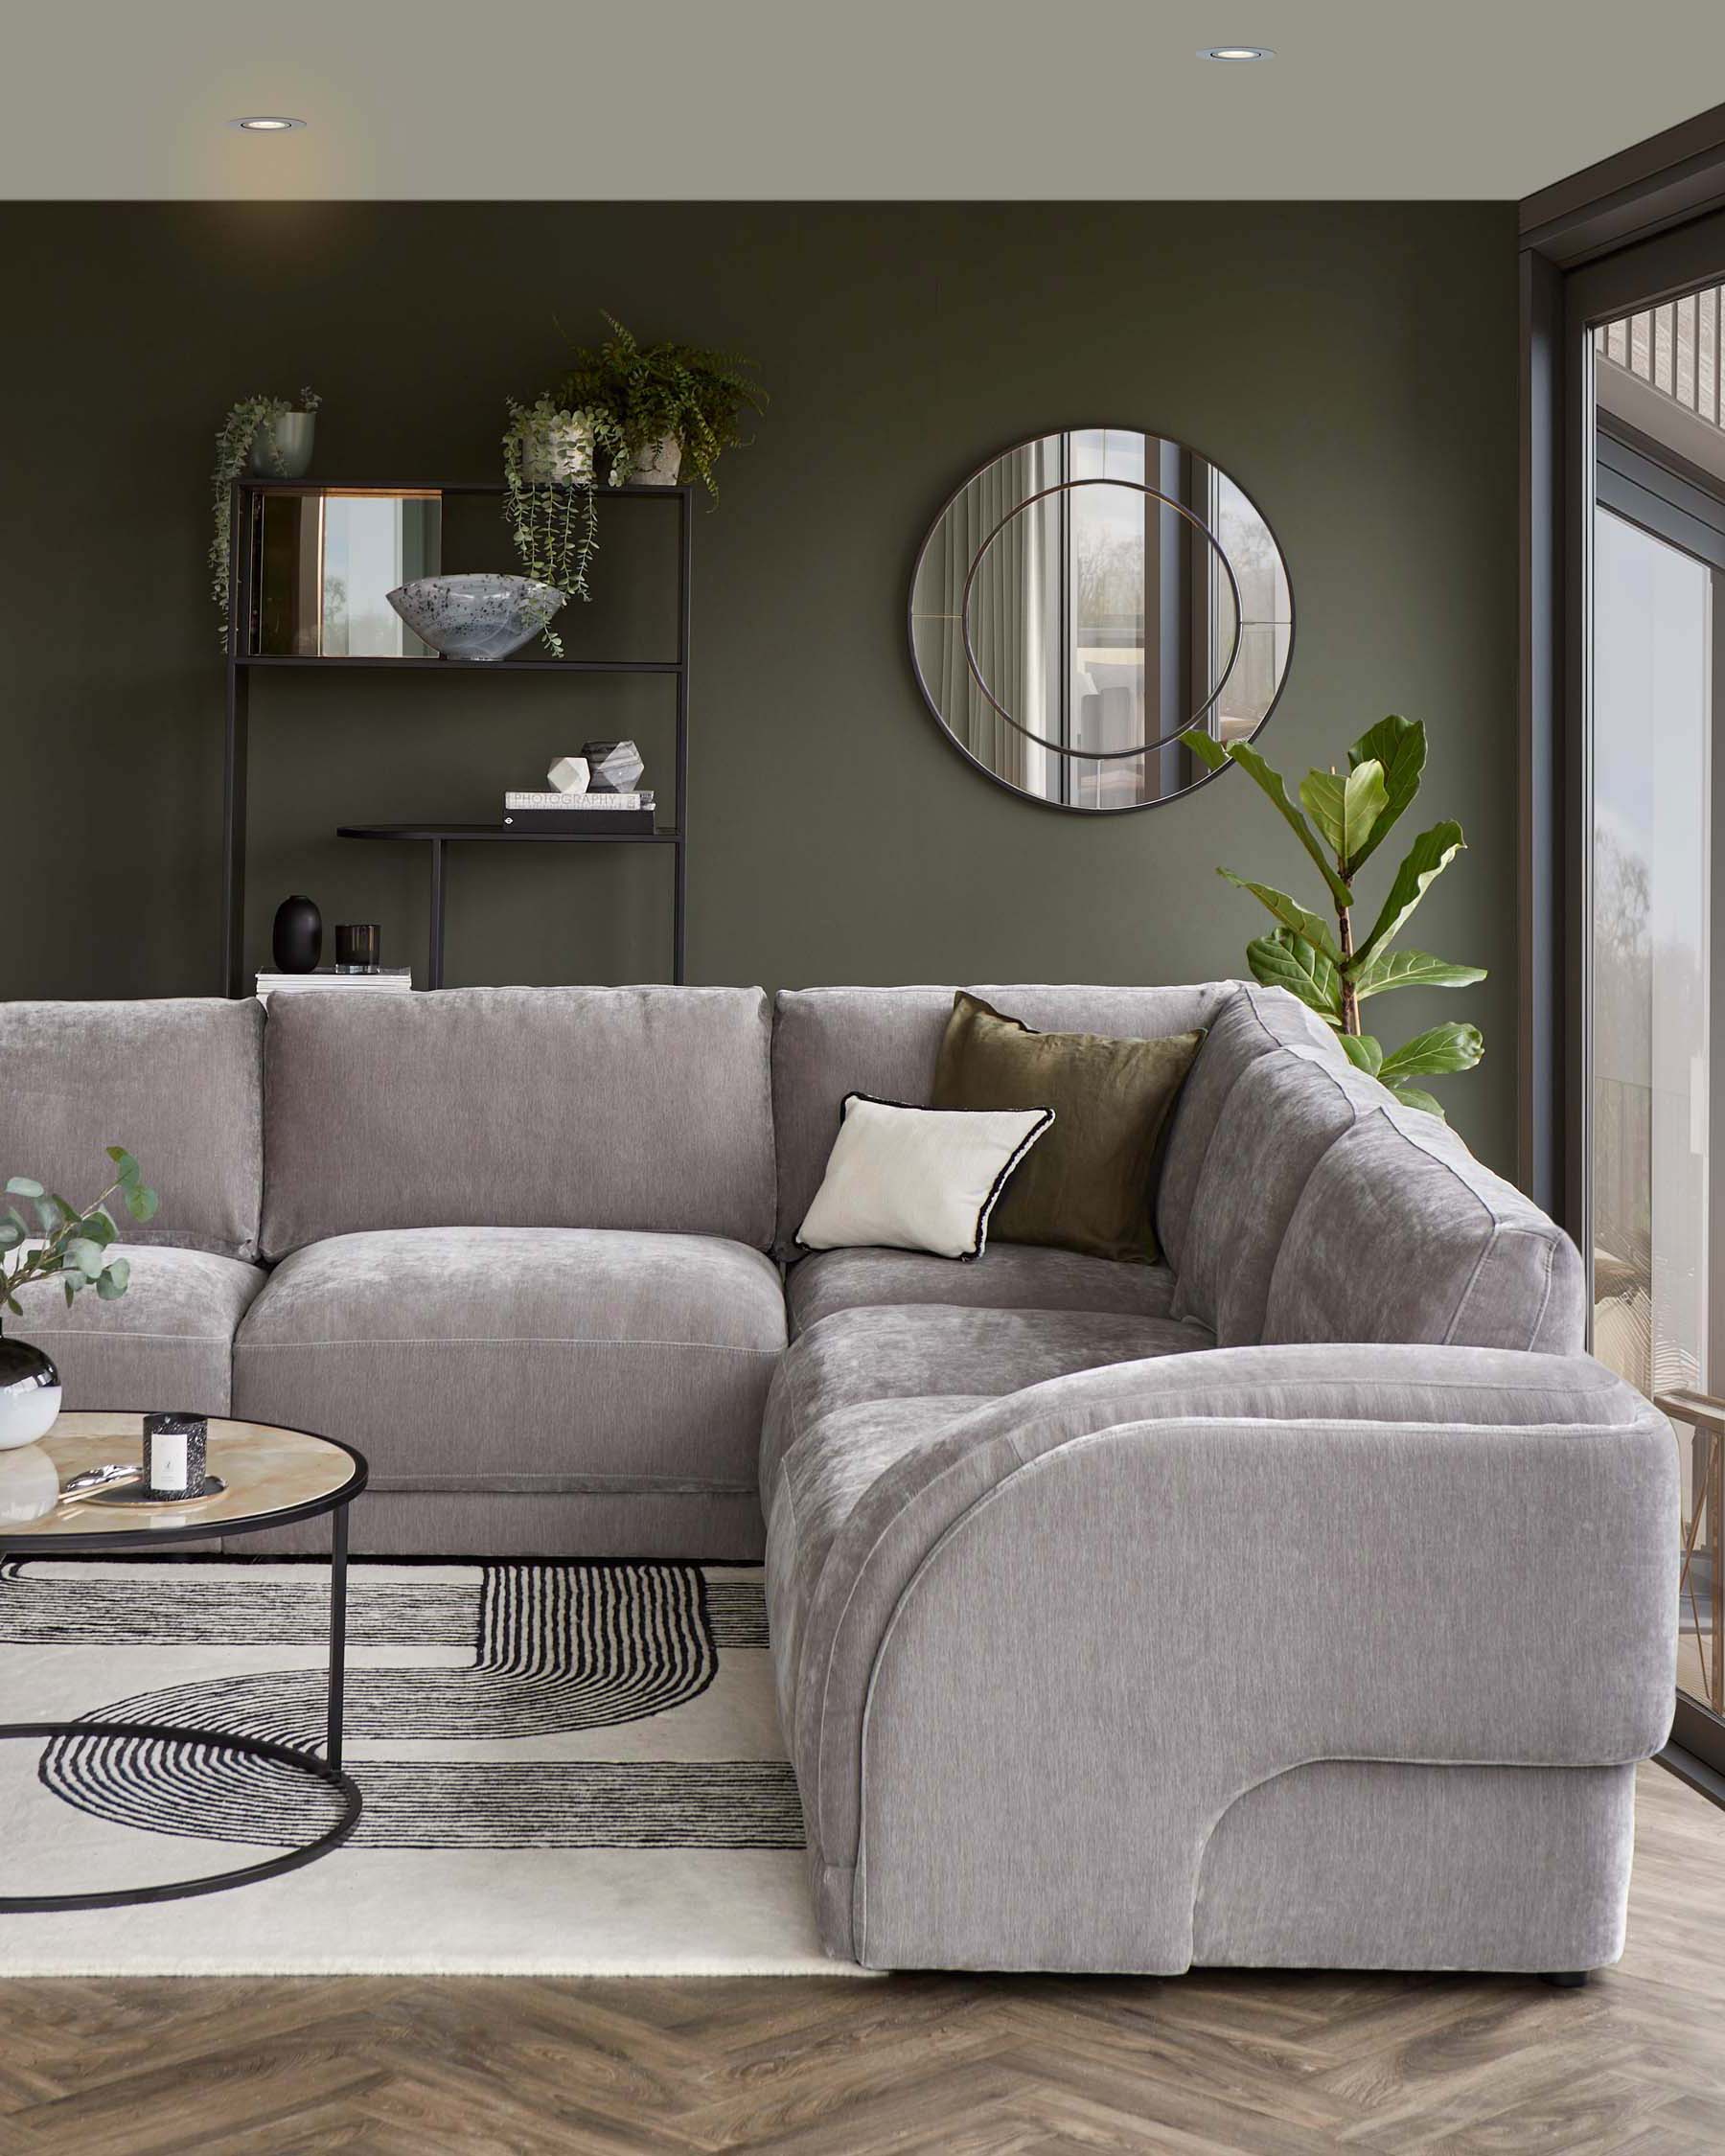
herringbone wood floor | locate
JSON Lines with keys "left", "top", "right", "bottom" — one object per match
{"left": 0, "top": 1762, "right": 1718, "bottom": 2155}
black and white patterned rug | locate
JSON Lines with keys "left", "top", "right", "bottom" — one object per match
{"left": 0, "top": 1560, "right": 848, "bottom": 1976}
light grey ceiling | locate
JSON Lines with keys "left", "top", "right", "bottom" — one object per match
{"left": 7, "top": 0, "right": 1724, "bottom": 201}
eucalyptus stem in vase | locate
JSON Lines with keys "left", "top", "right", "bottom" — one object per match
{"left": 0, "top": 1149, "right": 158, "bottom": 1452}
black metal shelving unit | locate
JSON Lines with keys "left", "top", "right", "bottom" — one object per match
{"left": 222, "top": 477, "right": 693, "bottom": 997}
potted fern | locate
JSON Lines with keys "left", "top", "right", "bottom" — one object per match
{"left": 554, "top": 313, "right": 767, "bottom": 493}
{"left": 1183, "top": 716, "right": 1485, "bottom": 1117}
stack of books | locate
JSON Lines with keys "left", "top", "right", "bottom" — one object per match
{"left": 255, "top": 967, "right": 413, "bottom": 1005}
{"left": 502, "top": 790, "right": 656, "bottom": 835}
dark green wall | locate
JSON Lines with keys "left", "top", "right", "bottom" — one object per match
{"left": 0, "top": 202, "right": 1519, "bottom": 1165}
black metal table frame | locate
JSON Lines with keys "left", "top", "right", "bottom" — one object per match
{"left": 0, "top": 1426, "right": 368, "bottom": 1913}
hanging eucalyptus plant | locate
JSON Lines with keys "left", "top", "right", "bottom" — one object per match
{"left": 501, "top": 394, "right": 626, "bottom": 655}
{"left": 208, "top": 388, "right": 320, "bottom": 652}
{"left": 1183, "top": 716, "right": 1485, "bottom": 1117}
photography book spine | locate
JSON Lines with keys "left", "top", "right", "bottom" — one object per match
{"left": 503, "top": 791, "right": 653, "bottom": 811}
{"left": 501, "top": 810, "right": 656, "bottom": 834}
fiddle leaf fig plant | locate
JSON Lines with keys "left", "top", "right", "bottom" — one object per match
{"left": 0, "top": 1149, "right": 157, "bottom": 1319}
{"left": 1183, "top": 716, "right": 1485, "bottom": 1118}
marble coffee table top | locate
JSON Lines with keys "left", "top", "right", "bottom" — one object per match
{"left": 1, "top": 1413, "right": 364, "bottom": 1540}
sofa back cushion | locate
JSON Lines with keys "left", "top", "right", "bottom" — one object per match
{"left": 261, "top": 986, "right": 775, "bottom": 1259}
{"left": 770, "top": 984, "right": 1234, "bottom": 1260}
{"left": 1262, "top": 1105, "right": 1585, "bottom": 1353}
{"left": 0, "top": 998, "right": 264, "bottom": 1261}
{"left": 1173, "top": 1045, "right": 1392, "bottom": 1344}
{"left": 1155, "top": 985, "right": 1345, "bottom": 1272}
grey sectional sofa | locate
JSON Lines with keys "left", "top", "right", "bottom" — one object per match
{"left": 2, "top": 980, "right": 1677, "bottom": 1977}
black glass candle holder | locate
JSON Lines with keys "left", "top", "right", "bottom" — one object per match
{"left": 334, "top": 923, "right": 381, "bottom": 975}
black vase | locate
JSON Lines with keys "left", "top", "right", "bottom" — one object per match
{"left": 272, "top": 895, "right": 323, "bottom": 973}
{"left": 0, "top": 1333, "right": 61, "bottom": 1453}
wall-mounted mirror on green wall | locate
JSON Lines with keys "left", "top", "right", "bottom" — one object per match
{"left": 908, "top": 426, "right": 1292, "bottom": 814}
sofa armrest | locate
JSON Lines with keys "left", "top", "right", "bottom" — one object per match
{"left": 780, "top": 1342, "right": 1677, "bottom": 1968}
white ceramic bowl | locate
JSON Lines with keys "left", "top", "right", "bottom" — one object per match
{"left": 387, "top": 573, "right": 565, "bottom": 662}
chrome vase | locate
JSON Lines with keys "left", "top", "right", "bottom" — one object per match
{"left": 0, "top": 1330, "right": 61, "bottom": 1452}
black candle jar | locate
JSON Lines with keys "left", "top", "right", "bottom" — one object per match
{"left": 143, "top": 1412, "right": 208, "bottom": 1499}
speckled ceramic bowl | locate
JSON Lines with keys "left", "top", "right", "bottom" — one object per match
{"left": 386, "top": 574, "right": 565, "bottom": 662}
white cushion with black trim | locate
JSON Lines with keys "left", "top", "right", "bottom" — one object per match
{"left": 795, "top": 1093, "right": 1053, "bottom": 1262}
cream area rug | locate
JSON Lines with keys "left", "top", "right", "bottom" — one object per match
{"left": 0, "top": 1559, "right": 862, "bottom": 1978}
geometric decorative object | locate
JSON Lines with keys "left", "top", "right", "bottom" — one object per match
{"left": 271, "top": 894, "right": 323, "bottom": 973}
{"left": 582, "top": 739, "right": 645, "bottom": 792}
{"left": 386, "top": 574, "right": 566, "bottom": 664}
{"left": 546, "top": 755, "right": 590, "bottom": 796}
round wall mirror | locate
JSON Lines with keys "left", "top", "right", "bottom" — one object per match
{"left": 908, "top": 427, "right": 1292, "bottom": 812}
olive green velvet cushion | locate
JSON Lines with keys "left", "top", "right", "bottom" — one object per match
{"left": 932, "top": 994, "right": 1203, "bottom": 1265}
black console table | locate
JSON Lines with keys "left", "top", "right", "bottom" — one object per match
{"left": 222, "top": 478, "right": 692, "bottom": 996}
{"left": 336, "top": 822, "right": 683, "bottom": 990}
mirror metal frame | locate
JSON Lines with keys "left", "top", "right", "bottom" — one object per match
{"left": 908, "top": 425, "right": 1296, "bottom": 815}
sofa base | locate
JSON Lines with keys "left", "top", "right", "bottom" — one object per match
{"left": 225, "top": 1487, "right": 765, "bottom": 1560}
{"left": 1190, "top": 1758, "right": 1635, "bottom": 1975}
{"left": 838, "top": 1759, "right": 1635, "bottom": 1974}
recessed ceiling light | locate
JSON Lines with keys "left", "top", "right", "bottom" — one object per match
{"left": 229, "top": 116, "right": 306, "bottom": 132}
{"left": 1198, "top": 47, "right": 1274, "bottom": 61}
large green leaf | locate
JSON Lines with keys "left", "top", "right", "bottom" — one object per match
{"left": 1353, "top": 947, "right": 1488, "bottom": 1000}
{"left": 1300, "top": 760, "right": 1388, "bottom": 877}
{"left": 4, "top": 1177, "right": 43, "bottom": 1200}
{"left": 1182, "top": 728, "right": 1230, "bottom": 775}
{"left": 1384, "top": 1080, "right": 1446, "bottom": 1120}
{"left": 1338, "top": 1032, "right": 1385, "bottom": 1075}
{"left": 1346, "top": 715, "right": 1427, "bottom": 872}
{"left": 1377, "top": 1022, "right": 1484, "bottom": 1081}
{"left": 1218, "top": 871, "right": 1343, "bottom": 963}
{"left": 1357, "top": 821, "right": 1466, "bottom": 964}
{"left": 97, "top": 1256, "right": 130, "bottom": 1300}
{"left": 1247, "top": 929, "right": 1343, "bottom": 1023}
{"left": 1182, "top": 730, "right": 1353, "bottom": 908}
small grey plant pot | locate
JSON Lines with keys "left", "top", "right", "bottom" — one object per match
{"left": 248, "top": 411, "right": 316, "bottom": 480}
{"left": 631, "top": 435, "right": 683, "bottom": 486}
{"left": 0, "top": 1334, "right": 61, "bottom": 1453}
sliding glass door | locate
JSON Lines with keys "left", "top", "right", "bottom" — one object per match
{"left": 1590, "top": 302, "right": 1725, "bottom": 1750}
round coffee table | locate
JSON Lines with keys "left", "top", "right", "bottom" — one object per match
{"left": 0, "top": 1411, "right": 367, "bottom": 1912}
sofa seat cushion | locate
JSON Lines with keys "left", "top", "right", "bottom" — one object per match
{"left": 233, "top": 1227, "right": 788, "bottom": 1503}
{"left": 10, "top": 1246, "right": 266, "bottom": 1416}
{"left": 761, "top": 1302, "right": 1213, "bottom": 1731}
{"left": 762, "top": 1303, "right": 1215, "bottom": 1493}
{"left": 787, "top": 1245, "right": 1179, "bottom": 1336}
